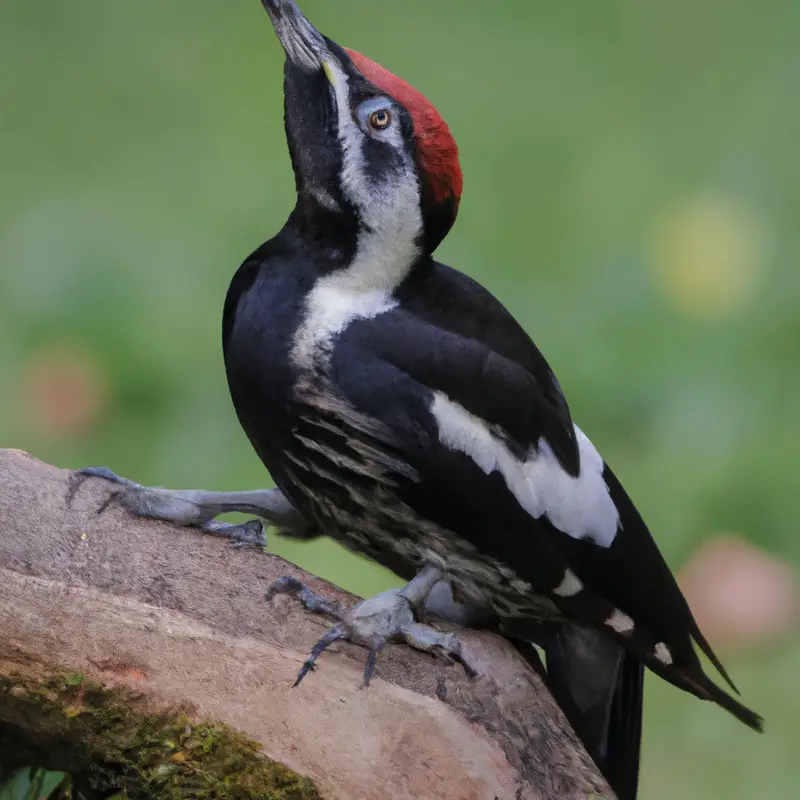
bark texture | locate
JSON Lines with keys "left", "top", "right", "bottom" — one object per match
{"left": 0, "top": 449, "right": 612, "bottom": 800}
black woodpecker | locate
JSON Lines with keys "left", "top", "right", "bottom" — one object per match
{"left": 70, "top": 2, "right": 763, "bottom": 798}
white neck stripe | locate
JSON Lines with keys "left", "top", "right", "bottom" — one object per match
{"left": 291, "top": 61, "right": 424, "bottom": 376}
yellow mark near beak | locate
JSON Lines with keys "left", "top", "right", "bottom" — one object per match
{"left": 322, "top": 60, "right": 338, "bottom": 88}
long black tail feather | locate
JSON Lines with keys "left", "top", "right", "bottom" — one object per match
{"left": 675, "top": 667, "right": 764, "bottom": 732}
{"left": 690, "top": 623, "right": 740, "bottom": 695}
{"left": 604, "top": 653, "right": 645, "bottom": 800}
{"left": 524, "top": 624, "right": 644, "bottom": 800}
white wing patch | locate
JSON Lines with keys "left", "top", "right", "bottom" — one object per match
{"left": 552, "top": 568, "right": 584, "bottom": 597}
{"left": 654, "top": 642, "right": 673, "bottom": 665}
{"left": 431, "top": 392, "right": 620, "bottom": 547}
{"left": 605, "top": 608, "right": 636, "bottom": 635}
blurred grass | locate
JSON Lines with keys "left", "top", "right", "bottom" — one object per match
{"left": 0, "top": 770, "right": 68, "bottom": 800}
{"left": 0, "top": 769, "right": 125, "bottom": 800}
{"left": 0, "top": 1, "right": 797, "bottom": 798}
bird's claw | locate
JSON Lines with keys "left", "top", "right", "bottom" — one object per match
{"left": 204, "top": 519, "right": 268, "bottom": 550}
{"left": 266, "top": 576, "right": 479, "bottom": 687}
{"left": 66, "top": 466, "right": 268, "bottom": 549}
{"left": 66, "top": 466, "right": 136, "bottom": 511}
{"left": 266, "top": 575, "right": 344, "bottom": 617}
{"left": 66, "top": 466, "right": 159, "bottom": 519}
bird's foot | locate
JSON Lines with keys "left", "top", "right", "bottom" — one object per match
{"left": 266, "top": 569, "right": 479, "bottom": 687}
{"left": 63, "top": 466, "right": 303, "bottom": 549}
{"left": 199, "top": 519, "right": 269, "bottom": 549}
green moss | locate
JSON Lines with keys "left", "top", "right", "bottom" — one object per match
{"left": 0, "top": 669, "right": 320, "bottom": 799}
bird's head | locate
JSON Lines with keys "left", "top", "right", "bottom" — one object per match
{"left": 262, "top": 0, "right": 462, "bottom": 256}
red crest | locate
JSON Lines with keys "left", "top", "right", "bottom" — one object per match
{"left": 345, "top": 48, "right": 463, "bottom": 209}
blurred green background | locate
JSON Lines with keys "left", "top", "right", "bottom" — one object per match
{"left": 1, "top": 1, "right": 798, "bottom": 797}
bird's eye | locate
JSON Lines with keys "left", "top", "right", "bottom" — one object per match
{"left": 369, "top": 109, "right": 392, "bottom": 130}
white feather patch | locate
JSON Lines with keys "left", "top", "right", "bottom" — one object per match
{"left": 654, "top": 642, "right": 673, "bottom": 665}
{"left": 430, "top": 392, "right": 620, "bottom": 547}
{"left": 605, "top": 608, "right": 635, "bottom": 635}
{"left": 291, "top": 284, "right": 396, "bottom": 370}
{"left": 552, "top": 568, "right": 584, "bottom": 597}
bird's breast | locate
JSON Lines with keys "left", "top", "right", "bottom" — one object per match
{"left": 223, "top": 259, "right": 560, "bottom": 622}
{"left": 223, "top": 262, "right": 311, "bottom": 458}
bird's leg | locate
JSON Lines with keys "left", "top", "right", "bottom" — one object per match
{"left": 66, "top": 466, "right": 316, "bottom": 548}
{"left": 266, "top": 565, "right": 479, "bottom": 687}
{"left": 420, "top": 579, "right": 497, "bottom": 628}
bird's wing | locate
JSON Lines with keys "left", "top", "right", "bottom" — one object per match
{"left": 394, "top": 261, "right": 580, "bottom": 474}
{"left": 330, "top": 266, "right": 761, "bottom": 733}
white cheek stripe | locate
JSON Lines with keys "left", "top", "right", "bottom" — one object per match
{"left": 430, "top": 392, "right": 620, "bottom": 547}
{"left": 325, "top": 60, "right": 422, "bottom": 285}
{"left": 291, "top": 61, "right": 424, "bottom": 374}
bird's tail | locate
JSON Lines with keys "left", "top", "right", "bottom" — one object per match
{"left": 531, "top": 624, "right": 644, "bottom": 800}
{"left": 604, "top": 652, "right": 645, "bottom": 800}
{"left": 666, "top": 658, "right": 764, "bottom": 732}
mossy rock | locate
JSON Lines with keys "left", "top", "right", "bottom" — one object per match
{"left": 0, "top": 668, "right": 320, "bottom": 799}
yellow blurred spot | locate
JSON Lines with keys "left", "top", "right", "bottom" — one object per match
{"left": 648, "top": 195, "right": 770, "bottom": 318}
{"left": 80, "top": 532, "right": 88, "bottom": 541}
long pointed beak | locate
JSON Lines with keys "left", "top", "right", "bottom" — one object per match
{"left": 261, "top": 0, "right": 331, "bottom": 73}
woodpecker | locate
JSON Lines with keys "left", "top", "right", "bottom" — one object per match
{"left": 70, "top": 2, "right": 763, "bottom": 797}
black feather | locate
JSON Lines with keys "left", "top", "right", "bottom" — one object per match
{"left": 605, "top": 654, "right": 645, "bottom": 800}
